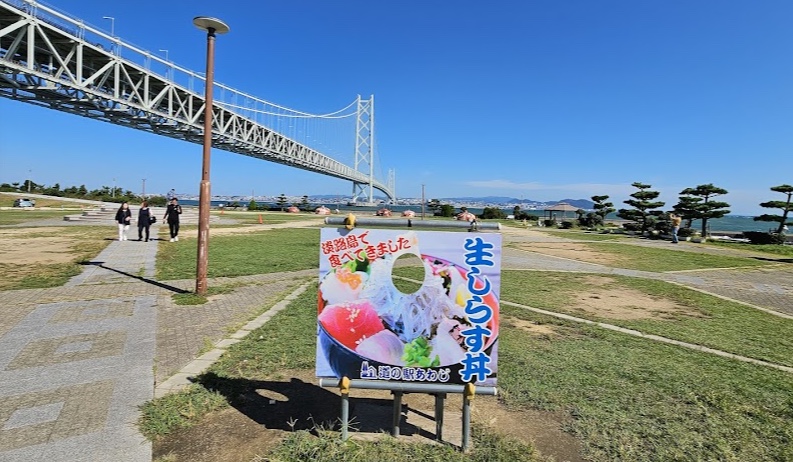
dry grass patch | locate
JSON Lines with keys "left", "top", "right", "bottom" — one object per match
{"left": 569, "top": 275, "right": 702, "bottom": 321}
{"left": 515, "top": 242, "right": 619, "bottom": 266}
{"left": 508, "top": 318, "right": 559, "bottom": 337}
{"left": 0, "top": 225, "right": 112, "bottom": 290}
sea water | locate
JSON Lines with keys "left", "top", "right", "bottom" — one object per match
{"left": 179, "top": 199, "right": 773, "bottom": 233}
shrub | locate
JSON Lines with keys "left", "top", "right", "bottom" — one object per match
{"left": 743, "top": 231, "right": 787, "bottom": 245}
{"left": 560, "top": 220, "right": 574, "bottom": 229}
{"left": 622, "top": 222, "right": 642, "bottom": 232}
{"left": 543, "top": 219, "right": 556, "bottom": 227}
{"left": 678, "top": 227, "right": 695, "bottom": 238}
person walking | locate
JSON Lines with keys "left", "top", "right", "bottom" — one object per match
{"left": 163, "top": 198, "right": 182, "bottom": 242}
{"left": 115, "top": 202, "right": 132, "bottom": 241}
{"left": 137, "top": 201, "right": 153, "bottom": 242}
{"left": 670, "top": 212, "right": 682, "bottom": 244}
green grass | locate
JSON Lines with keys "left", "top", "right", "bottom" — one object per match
{"left": 499, "top": 270, "right": 793, "bottom": 367}
{"left": 171, "top": 285, "right": 235, "bottom": 305}
{"left": 0, "top": 209, "right": 76, "bottom": 225}
{"left": 140, "top": 280, "right": 793, "bottom": 461}
{"left": 389, "top": 268, "right": 793, "bottom": 368}
{"left": 155, "top": 228, "right": 321, "bottom": 280}
{"left": 706, "top": 240, "right": 793, "bottom": 258}
{"left": 263, "top": 424, "right": 544, "bottom": 462}
{"left": 521, "top": 240, "right": 771, "bottom": 272}
{"left": 498, "top": 308, "right": 793, "bottom": 462}
{"left": 534, "top": 229, "right": 629, "bottom": 241}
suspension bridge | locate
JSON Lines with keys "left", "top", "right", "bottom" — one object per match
{"left": 0, "top": 0, "right": 395, "bottom": 203}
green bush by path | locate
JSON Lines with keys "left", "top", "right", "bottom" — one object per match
{"left": 498, "top": 307, "right": 793, "bottom": 462}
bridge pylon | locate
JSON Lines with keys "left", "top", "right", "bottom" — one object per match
{"left": 351, "top": 94, "right": 377, "bottom": 205}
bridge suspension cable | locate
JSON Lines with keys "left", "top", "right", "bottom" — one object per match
{"left": 0, "top": 0, "right": 394, "bottom": 200}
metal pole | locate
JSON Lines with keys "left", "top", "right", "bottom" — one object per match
{"left": 27, "top": 170, "right": 31, "bottom": 193}
{"left": 112, "top": 178, "right": 115, "bottom": 198}
{"left": 192, "top": 17, "right": 228, "bottom": 296}
{"left": 196, "top": 28, "right": 216, "bottom": 295}
{"left": 462, "top": 383, "right": 475, "bottom": 452}
{"left": 391, "top": 391, "right": 403, "bottom": 437}
{"left": 339, "top": 377, "right": 350, "bottom": 440}
{"left": 141, "top": 178, "right": 146, "bottom": 199}
{"left": 434, "top": 393, "right": 445, "bottom": 442}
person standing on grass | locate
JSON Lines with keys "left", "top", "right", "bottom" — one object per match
{"left": 163, "top": 198, "right": 182, "bottom": 242}
{"left": 115, "top": 202, "right": 132, "bottom": 241}
{"left": 670, "top": 212, "right": 682, "bottom": 244}
{"left": 137, "top": 201, "right": 153, "bottom": 242}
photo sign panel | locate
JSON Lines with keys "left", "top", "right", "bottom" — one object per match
{"left": 316, "top": 228, "right": 502, "bottom": 386}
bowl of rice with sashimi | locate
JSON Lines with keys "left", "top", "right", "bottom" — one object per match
{"left": 317, "top": 253, "right": 499, "bottom": 383}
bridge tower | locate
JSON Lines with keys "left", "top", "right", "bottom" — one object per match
{"left": 351, "top": 95, "right": 375, "bottom": 205}
{"left": 388, "top": 168, "right": 396, "bottom": 204}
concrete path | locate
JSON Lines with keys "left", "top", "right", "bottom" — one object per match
{"left": 0, "top": 220, "right": 313, "bottom": 462}
{"left": 0, "top": 237, "right": 158, "bottom": 461}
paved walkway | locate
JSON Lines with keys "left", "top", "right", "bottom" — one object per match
{"left": 0, "top": 222, "right": 790, "bottom": 461}
{"left": 0, "top": 222, "right": 311, "bottom": 462}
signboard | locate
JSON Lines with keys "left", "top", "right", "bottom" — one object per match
{"left": 316, "top": 228, "right": 501, "bottom": 386}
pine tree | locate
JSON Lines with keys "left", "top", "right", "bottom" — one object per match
{"left": 591, "top": 195, "right": 615, "bottom": 226}
{"left": 754, "top": 184, "right": 793, "bottom": 235}
{"left": 617, "top": 182, "right": 665, "bottom": 234}
{"left": 672, "top": 196, "right": 702, "bottom": 228}
{"left": 679, "top": 184, "right": 730, "bottom": 237}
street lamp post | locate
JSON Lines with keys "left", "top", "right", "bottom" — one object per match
{"left": 112, "top": 178, "right": 116, "bottom": 198}
{"left": 102, "top": 16, "right": 115, "bottom": 36}
{"left": 141, "top": 178, "right": 146, "bottom": 199}
{"left": 193, "top": 16, "right": 230, "bottom": 296}
{"left": 28, "top": 169, "right": 32, "bottom": 193}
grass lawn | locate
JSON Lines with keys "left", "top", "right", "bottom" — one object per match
{"left": 706, "top": 240, "right": 793, "bottom": 258}
{"left": 498, "top": 308, "right": 793, "bottom": 462}
{"left": 499, "top": 270, "right": 793, "bottom": 367}
{"left": 139, "top": 283, "right": 793, "bottom": 461}
{"left": 394, "top": 267, "right": 793, "bottom": 368}
{"left": 0, "top": 226, "right": 112, "bottom": 290}
{"left": 0, "top": 209, "right": 77, "bottom": 225}
{"left": 534, "top": 229, "right": 629, "bottom": 241}
{"left": 0, "top": 192, "right": 89, "bottom": 208}
{"left": 508, "top": 239, "right": 774, "bottom": 272}
{"left": 155, "top": 228, "right": 322, "bottom": 281}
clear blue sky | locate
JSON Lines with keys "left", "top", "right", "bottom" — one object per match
{"left": 1, "top": 0, "right": 791, "bottom": 215}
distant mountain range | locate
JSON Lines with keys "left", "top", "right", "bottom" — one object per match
{"left": 309, "top": 194, "right": 595, "bottom": 209}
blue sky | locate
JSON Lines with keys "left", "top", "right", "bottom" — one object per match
{"left": 1, "top": 0, "right": 791, "bottom": 215}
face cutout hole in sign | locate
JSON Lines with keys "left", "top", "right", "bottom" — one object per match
{"left": 390, "top": 252, "right": 426, "bottom": 296}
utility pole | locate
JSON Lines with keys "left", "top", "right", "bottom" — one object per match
{"left": 112, "top": 178, "right": 116, "bottom": 198}
{"left": 27, "top": 170, "right": 31, "bottom": 193}
{"left": 142, "top": 178, "right": 146, "bottom": 199}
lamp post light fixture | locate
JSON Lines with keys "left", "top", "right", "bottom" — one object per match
{"left": 102, "top": 16, "right": 115, "bottom": 36}
{"left": 193, "top": 16, "right": 229, "bottom": 296}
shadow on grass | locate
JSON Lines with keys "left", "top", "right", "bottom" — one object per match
{"left": 79, "top": 261, "right": 189, "bottom": 294}
{"left": 193, "top": 372, "right": 430, "bottom": 438}
{"left": 750, "top": 257, "right": 793, "bottom": 263}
